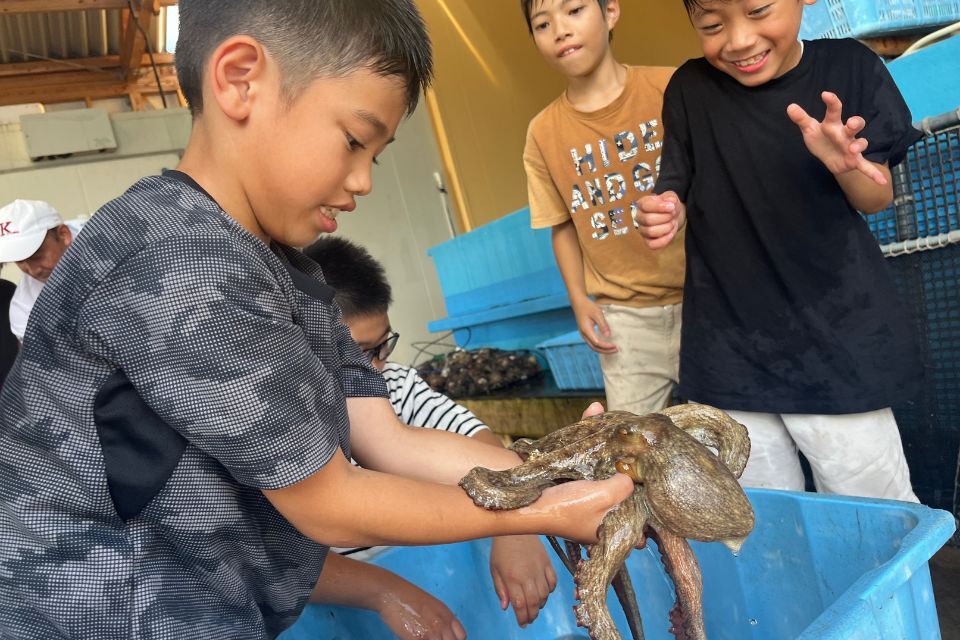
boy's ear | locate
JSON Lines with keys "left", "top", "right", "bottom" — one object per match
{"left": 604, "top": 0, "right": 621, "bottom": 31}
{"left": 207, "top": 35, "right": 269, "bottom": 123}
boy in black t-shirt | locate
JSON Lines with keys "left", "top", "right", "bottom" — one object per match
{"left": 637, "top": 0, "right": 921, "bottom": 501}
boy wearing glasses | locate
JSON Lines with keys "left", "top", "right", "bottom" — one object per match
{"left": 303, "top": 236, "right": 557, "bottom": 626}
{"left": 304, "top": 237, "right": 499, "bottom": 445}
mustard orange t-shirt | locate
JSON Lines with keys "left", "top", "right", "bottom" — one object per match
{"left": 524, "top": 65, "right": 685, "bottom": 308}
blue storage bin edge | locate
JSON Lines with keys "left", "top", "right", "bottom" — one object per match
{"left": 798, "top": 497, "right": 956, "bottom": 639}
{"left": 440, "top": 266, "right": 568, "bottom": 317}
{"left": 281, "top": 489, "right": 956, "bottom": 640}
{"left": 428, "top": 293, "right": 572, "bottom": 332}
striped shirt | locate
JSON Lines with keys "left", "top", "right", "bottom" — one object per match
{"left": 337, "top": 362, "right": 490, "bottom": 558}
{"left": 383, "top": 362, "right": 489, "bottom": 437}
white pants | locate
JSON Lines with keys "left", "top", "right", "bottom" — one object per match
{"left": 599, "top": 303, "right": 681, "bottom": 414}
{"left": 723, "top": 407, "right": 919, "bottom": 502}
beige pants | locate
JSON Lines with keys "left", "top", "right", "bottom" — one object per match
{"left": 598, "top": 303, "right": 681, "bottom": 414}
{"left": 723, "top": 407, "right": 919, "bottom": 502}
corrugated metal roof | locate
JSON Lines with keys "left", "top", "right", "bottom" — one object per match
{"left": 0, "top": 6, "right": 173, "bottom": 65}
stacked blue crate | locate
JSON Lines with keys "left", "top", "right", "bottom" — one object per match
{"left": 426, "top": 207, "right": 578, "bottom": 351}
{"left": 866, "top": 35, "right": 960, "bottom": 246}
{"left": 536, "top": 330, "right": 604, "bottom": 390}
{"left": 861, "top": 111, "right": 960, "bottom": 245}
{"left": 800, "top": 0, "right": 960, "bottom": 40}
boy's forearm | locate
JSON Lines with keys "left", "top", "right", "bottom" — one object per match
{"left": 264, "top": 454, "right": 535, "bottom": 548}
{"left": 836, "top": 162, "right": 893, "bottom": 214}
{"left": 552, "top": 220, "right": 589, "bottom": 304}
{"left": 310, "top": 551, "right": 392, "bottom": 609}
{"left": 348, "top": 396, "right": 521, "bottom": 483}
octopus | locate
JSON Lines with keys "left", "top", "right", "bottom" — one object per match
{"left": 459, "top": 404, "right": 755, "bottom": 640}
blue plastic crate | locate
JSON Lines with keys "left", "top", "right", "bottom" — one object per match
{"left": 428, "top": 294, "right": 578, "bottom": 352}
{"left": 537, "top": 330, "right": 604, "bottom": 390}
{"left": 427, "top": 207, "right": 566, "bottom": 317}
{"left": 800, "top": 0, "right": 960, "bottom": 39}
{"left": 863, "top": 112, "right": 960, "bottom": 245}
{"left": 281, "top": 490, "right": 955, "bottom": 640}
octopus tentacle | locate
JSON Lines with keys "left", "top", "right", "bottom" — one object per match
{"left": 458, "top": 466, "right": 557, "bottom": 509}
{"left": 547, "top": 536, "right": 579, "bottom": 576}
{"left": 574, "top": 493, "right": 648, "bottom": 640}
{"left": 510, "top": 416, "right": 613, "bottom": 458}
{"left": 648, "top": 526, "right": 706, "bottom": 640}
{"left": 611, "top": 565, "right": 645, "bottom": 640}
{"left": 461, "top": 435, "right": 615, "bottom": 509}
{"left": 660, "top": 404, "right": 751, "bottom": 477}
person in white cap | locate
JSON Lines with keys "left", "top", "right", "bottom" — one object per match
{"left": 0, "top": 199, "right": 83, "bottom": 342}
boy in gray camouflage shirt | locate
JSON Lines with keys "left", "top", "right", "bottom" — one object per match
{"left": 0, "top": 1, "right": 632, "bottom": 639}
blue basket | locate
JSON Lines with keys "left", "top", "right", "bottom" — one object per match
{"left": 800, "top": 0, "right": 960, "bottom": 39}
{"left": 864, "top": 115, "right": 960, "bottom": 246}
{"left": 281, "top": 490, "right": 956, "bottom": 640}
{"left": 537, "top": 330, "right": 604, "bottom": 390}
{"left": 427, "top": 208, "right": 566, "bottom": 317}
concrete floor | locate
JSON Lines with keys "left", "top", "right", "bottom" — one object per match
{"left": 932, "top": 545, "right": 960, "bottom": 640}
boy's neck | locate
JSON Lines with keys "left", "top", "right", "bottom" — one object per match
{"left": 564, "top": 53, "right": 627, "bottom": 113}
{"left": 176, "top": 122, "right": 269, "bottom": 245}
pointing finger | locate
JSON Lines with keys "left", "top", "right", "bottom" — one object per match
{"left": 786, "top": 103, "right": 816, "bottom": 130}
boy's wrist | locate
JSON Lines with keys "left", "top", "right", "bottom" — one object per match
{"left": 569, "top": 294, "right": 594, "bottom": 308}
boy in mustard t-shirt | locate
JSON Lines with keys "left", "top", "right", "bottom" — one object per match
{"left": 522, "top": 0, "right": 686, "bottom": 414}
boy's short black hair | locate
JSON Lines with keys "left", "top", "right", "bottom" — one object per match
{"left": 520, "top": 0, "right": 610, "bottom": 33}
{"left": 303, "top": 236, "right": 393, "bottom": 319}
{"left": 175, "top": 0, "right": 433, "bottom": 117}
{"left": 682, "top": 0, "right": 731, "bottom": 15}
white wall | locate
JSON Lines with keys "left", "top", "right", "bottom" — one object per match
{"left": 0, "top": 105, "right": 454, "bottom": 367}
{"left": 335, "top": 104, "right": 454, "bottom": 366}
{"left": 0, "top": 109, "right": 190, "bottom": 284}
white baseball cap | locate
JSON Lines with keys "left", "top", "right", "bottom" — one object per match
{"left": 0, "top": 199, "right": 65, "bottom": 263}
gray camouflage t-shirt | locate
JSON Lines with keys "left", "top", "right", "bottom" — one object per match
{"left": 0, "top": 172, "right": 387, "bottom": 639}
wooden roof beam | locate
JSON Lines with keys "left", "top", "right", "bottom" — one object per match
{"left": 120, "top": 0, "right": 156, "bottom": 82}
{"left": 0, "top": 66, "right": 180, "bottom": 106}
{"left": 0, "top": 0, "right": 175, "bottom": 15}
{"left": 0, "top": 53, "right": 174, "bottom": 78}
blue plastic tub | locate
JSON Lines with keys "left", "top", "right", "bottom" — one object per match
{"left": 800, "top": 0, "right": 960, "bottom": 39}
{"left": 537, "top": 330, "right": 605, "bottom": 390}
{"left": 281, "top": 490, "right": 955, "bottom": 640}
{"left": 887, "top": 35, "right": 960, "bottom": 122}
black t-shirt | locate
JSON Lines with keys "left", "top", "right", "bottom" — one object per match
{"left": 655, "top": 38, "right": 923, "bottom": 414}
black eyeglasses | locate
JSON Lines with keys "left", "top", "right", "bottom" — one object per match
{"left": 363, "top": 331, "right": 400, "bottom": 363}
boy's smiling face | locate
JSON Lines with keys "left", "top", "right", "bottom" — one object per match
{"left": 690, "top": 0, "right": 814, "bottom": 87}
{"left": 244, "top": 66, "right": 408, "bottom": 247}
{"left": 529, "top": 0, "right": 619, "bottom": 79}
